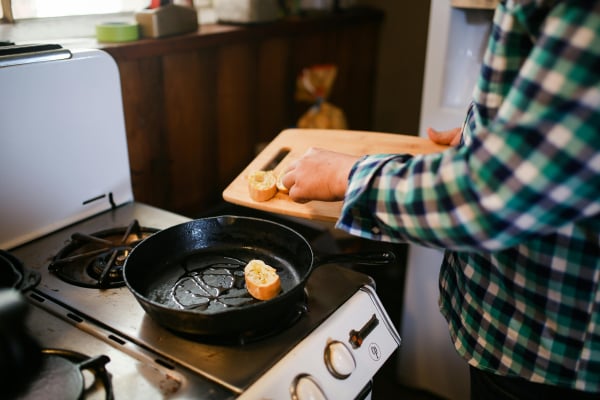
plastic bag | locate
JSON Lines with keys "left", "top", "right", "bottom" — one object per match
{"left": 296, "top": 64, "right": 347, "bottom": 129}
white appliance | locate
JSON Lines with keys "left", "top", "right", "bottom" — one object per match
{"left": 0, "top": 45, "right": 400, "bottom": 399}
{"left": 396, "top": 2, "right": 494, "bottom": 399}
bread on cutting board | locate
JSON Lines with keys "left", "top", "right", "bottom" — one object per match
{"left": 247, "top": 170, "right": 278, "bottom": 202}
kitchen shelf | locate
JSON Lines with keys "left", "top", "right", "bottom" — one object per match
{"left": 450, "top": 0, "right": 498, "bottom": 9}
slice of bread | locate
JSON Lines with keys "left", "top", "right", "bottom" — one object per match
{"left": 247, "top": 170, "right": 277, "bottom": 202}
{"left": 244, "top": 259, "right": 281, "bottom": 301}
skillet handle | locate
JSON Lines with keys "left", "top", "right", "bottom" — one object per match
{"left": 314, "top": 251, "right": 396, "bottom": 266}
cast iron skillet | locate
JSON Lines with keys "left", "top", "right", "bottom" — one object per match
{"left": 123, "top": 215, "right": 394, "bottom": 337}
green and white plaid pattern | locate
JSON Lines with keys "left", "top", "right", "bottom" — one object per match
{"left": 338, "top": 0, "right": 600, "bottom": 392}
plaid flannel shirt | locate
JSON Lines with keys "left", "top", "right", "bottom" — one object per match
{"left": 337, "top": 0, "right": 600, "bottom": 392}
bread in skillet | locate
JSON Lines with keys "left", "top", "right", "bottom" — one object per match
{"left": 244, "top": 259, "right": 281, "bottom": 301}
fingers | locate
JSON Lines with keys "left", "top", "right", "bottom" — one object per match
{"left": 281, "top": 171, "right": 309, "bottom": 203}
{"left": 281, "top": 170, "right": 295, "bottom": 193}
{"left": 279, "top": 147, "right": 355, "bottom": 203}
{"left": 427, "top": 127, "right": 462, "bottom": 146}
{"left": 288, "top": 188, "right": 309, "bottom": 203}
{"left": 280, "top": 148, "right": 316, "bottom": 198}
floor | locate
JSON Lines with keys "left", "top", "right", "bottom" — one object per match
{"left": 372, "top": 354, "right": 447, "bottom": 400}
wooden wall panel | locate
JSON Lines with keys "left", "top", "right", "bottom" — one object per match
{"left": 256, "top": 38, "right": 291, "bottom": 147}
{"left": 216, "top": 44, "right": 258, "bottom": 190}
{"left": 162, "top": 51, "right": 219, "bottom": 213}
{"left": 105, "top": 8, "right": 383, "bottom": 217}
{"left": 117, "top": 57, "right": 170, "bottom": 208}
{"left": 191, "top": 47, "right": 220, "bottom": 208}
{"left": 333, "top": 23, "right": 380, "bottom": 130}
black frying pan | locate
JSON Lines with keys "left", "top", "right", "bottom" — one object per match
{"left": 123, "top": 215, "right": 394, "bottom": 337}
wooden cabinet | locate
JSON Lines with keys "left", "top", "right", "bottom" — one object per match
{"left": 102, "top": 7, "right": 383, "bottom": 217}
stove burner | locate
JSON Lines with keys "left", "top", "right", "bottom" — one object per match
{"left": 49, "top": 220, "right": 158, "bottom": 288}
{"left": 85, "top": 244, "right": 132, "bottom": 283}
{"left": 16, "top": 348, "right": 113, "bottom": 400}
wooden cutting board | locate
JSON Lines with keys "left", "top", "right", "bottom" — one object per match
{"left": 222, "top": 128, "right": 448, "bottom": 222}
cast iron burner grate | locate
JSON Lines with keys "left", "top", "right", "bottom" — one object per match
{"left": 16, "top": 348, "right": 113, "bottom": 400}
{"left": 49, "top": 220, "right": 158, "bottom": 289}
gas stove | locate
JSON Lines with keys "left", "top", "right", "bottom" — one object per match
{"left": 10, "top": 203, "right": 400, "bottom": 399}
{"left": 0, "top": 45, "right": 400, "bottom": 399}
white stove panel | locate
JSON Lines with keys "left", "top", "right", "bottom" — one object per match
{"left": 240, "top": 286, "right": 401, "bottom": 400}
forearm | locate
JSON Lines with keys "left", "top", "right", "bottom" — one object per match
{"left": 339, "top": 121, "right": 599, "bottom": 252}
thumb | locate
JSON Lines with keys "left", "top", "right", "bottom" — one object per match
{"left": 427, "top": 127, "right": 462, "bottom": 146}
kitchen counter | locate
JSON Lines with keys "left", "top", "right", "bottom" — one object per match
{"left": 1, "top": 8, "right": 382, "bottom": 57}
{"left": 100, "top": 7, "right": 383, "bottom": 58}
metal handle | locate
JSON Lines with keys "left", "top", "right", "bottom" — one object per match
{"left": 314, "top": 250, "right": 396, "bottom": 267}
{"left": 0, "top": 44, "right": 72, "bottom": 68}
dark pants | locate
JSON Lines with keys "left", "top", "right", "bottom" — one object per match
{"left": 469, "top": 366, "right": 600, "bottom": 400}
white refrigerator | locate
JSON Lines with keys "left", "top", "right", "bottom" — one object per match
{"left": 396, "top": 1, "right": 494, "bottom": 399}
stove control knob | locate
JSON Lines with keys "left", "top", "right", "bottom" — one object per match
{"left": 291, "top": 374, "right": 327, "bottom": 400}
{"left": 324, "top": 340, "right": 356, "bottom": 379}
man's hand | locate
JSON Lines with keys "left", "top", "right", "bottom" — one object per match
{"left": 281, "top": 147, "right": 359, "bottom": 203}
{"left": 427, "top": 127, "right": 462, "bottom": 146}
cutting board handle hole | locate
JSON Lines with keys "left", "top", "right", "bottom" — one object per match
{"left": 263, "top": 148, "right": 290, "bottom": 170}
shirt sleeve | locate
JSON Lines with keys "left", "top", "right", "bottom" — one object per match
{"left": 337, "top": 2, "right": 600, "bottom": 252}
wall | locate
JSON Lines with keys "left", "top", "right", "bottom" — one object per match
{"left": 357, "top": 1, "right": 431, "bottom": 135}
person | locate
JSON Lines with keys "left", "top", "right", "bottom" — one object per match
{"left": 281, "top": 1, "right": 600, "bottom": 398}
